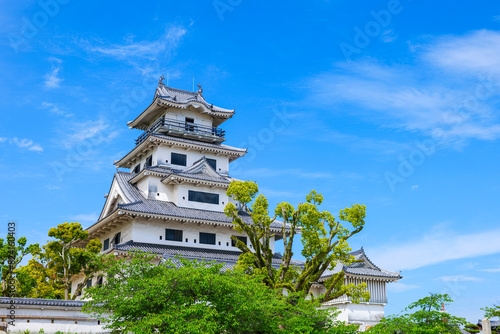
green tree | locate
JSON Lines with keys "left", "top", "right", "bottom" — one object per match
{"left": 45, "top": 222, "right": 101, "bottom": 300}
{"left": 70, "top": 238, "right": 108, "bottom": 299}
{"left": 0, "top": 236, "right": 39, "bottom": 296}
{"left": 83, "top": 251, "right": 351, "bottom": 334}
{"left": 482, "top": 304, "right": 500, "bottom": 319}
{"left": 366, "top": 293, "right": 468, "bottom": 334}
{"left": 15, "top": 222, "right": 102, "bottom": 299}
{"left": 224, "top": 181, "right": 370, "bottom": 303}
{"left": 464, "top": 323, "right": 480, "bottom": 334}
{"left": 16, "top": 256, "right": 64, "bottom": 299}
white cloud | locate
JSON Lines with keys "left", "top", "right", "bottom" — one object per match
{"left": 81, "top": 26, "right": 186, "bottom": 61}
{"left": 387, "top": 282, "right": 420, "bottom": 293}
{"left": 70, "top": 213, "right": 98, "bottom": 223}
{"left": 480, "top": 267, "right": 500, "bottom": 273}
{"left": 1, "top": 137, "right": 44, "bottom": 152}
{"left": 44, "top": 65, "right": 63, "bottom": 88}
{"left": 439, "top": 275, "right": 483, "bottom": 282}
{"left": 306, "top": 56, "right": 500, "bottom": 146}
{"left": 239, "top": 168, "right": 363, "bottom": 180}
{"left": 424, "top": 30, "right": 500, "bottom": 75}
{"left": 411, "top": 185, "right": 419, "bottom": 191}
{"left": 371, "top": 227, "right": 500, "bottom": 271}
{"left": 61, "top": 119, "right": 119, "bottom": 149}
{"left": 381, "top": 29, "right": 398, "bottom": 43}
{"left": 40, "top": 102, "right": 73, "bottom": 117}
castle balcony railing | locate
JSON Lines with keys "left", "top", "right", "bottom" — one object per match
{"left": 135, "top": 116, "right": 225, "bottom": 145}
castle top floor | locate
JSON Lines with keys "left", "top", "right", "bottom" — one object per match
{"left": 129, "top": 78, "right": 235, "bottom": 145}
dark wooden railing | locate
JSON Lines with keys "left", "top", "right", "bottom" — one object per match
{"left": 136, "top": 117, "right": 225, "bottom": 145}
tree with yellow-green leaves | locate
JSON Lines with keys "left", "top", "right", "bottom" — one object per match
{"left": 0, "top": 236, "right": 39, "bottom": 296}
{"left": 16, "top": 222, "right": 103, "bottom": 300}
{"left": 224, "top": 180, "right": 370, "bottom": 304}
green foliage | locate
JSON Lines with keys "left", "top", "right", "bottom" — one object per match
{"left": 464, "top": 323, "right": 480, "bottom": 333}
{"left": 366, "top": 293, "right": 468, "bottom": 334}
{"left": 0, "top": 236, "right": 39, "bottom": 296}
{"left": 16, "top": 222, "right": 103, "bottom": 300}
{"left": 83, "top": 251, "right": 348, "bottom": 334}
{"left": 482, "top": 304, "right": 500, "bottom": 319}
{"left": 225, "top": 181, "right": 369, "bottom": 304}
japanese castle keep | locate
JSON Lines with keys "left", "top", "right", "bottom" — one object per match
{"left": 5, "top": 78, "right": 401, "bottom": 332}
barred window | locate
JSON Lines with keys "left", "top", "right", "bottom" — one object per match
{"left": 231, "top": 236, "right": 247, "bottom": 247}
{"left": 165, "top": 229, "right": 183, "bottom": 242}
{"left": 188, "top": 190, "right": 219, "bottom": 205}
{"left": 171, "top": 153, "right": 187, "bottom": 166}
{"left": 200, "top": 232, "right": 216, "bottom": 245}
{"left": 145, "top": 155, "right": 153, "bottom": 167}
{"left": 103, "top": 238, "right": 109, "bottom": 251}
{"left": 206, "top": 158, "right": 217, "bottom": 170}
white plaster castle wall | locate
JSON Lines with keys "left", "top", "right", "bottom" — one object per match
{"left": 130, "top": 218, "right": 254, "bottom": 251}
{"left": 133, "top": 175, "right": 229, "bottom": 210}
{"left": 1, "top": 305, "right": 106, "bottom": 333}
{"left": 100, "top": 221, "right": 134, "bottom": 246}
{"left": 164, "top": 108, "right": 213, "bottom": 128}
{"left": 321, "top": 303, "right": 385, "bottom": 331}
{"left": 175, "top": 183, "right": 228, "bottom": 211}
{"left": 155, "top": 145, "right": 230, "bottom": 175}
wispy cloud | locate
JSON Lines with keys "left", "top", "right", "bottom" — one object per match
{"left": 305, "top": 30, "right": 500, "bottom": 148}
{"left": 70, "top": 213, "right": 98, "bottom": 223}
{"left": 479, "top": 267, "right": 500, "bottom": 273}
{"left": 44, "top": 59, "right": 63, "bottom": 88}
{"left": 61, "top": 118, "right": 119, "bottom": 149}
{"left": 381, "top": 29, "right": 398, "bottom": 43}
{"left": 239, "top": 168, "right": 363, "bottom": 180}
{"left": 80, "top": 26, "right": 186, "bottom": 62}
{"left": 439, "top": 275, "right": 483, "bottom": 282}
{"left": 423, "top": 30, "right": 500, "bottom": 75}
{"left": 387, "top": 282, "right": 420, "bottom": 293}
{"left": 411, "top": 185, "right": 419, "bottom": 191}
{"left": 371, "top": 227, "right": 500, "bottom": 271}
{"left": 40, "top": 102, "right": 73, "bottom": 117}
{"left": 0, "top": 137, "right": 43, "bottom": 152}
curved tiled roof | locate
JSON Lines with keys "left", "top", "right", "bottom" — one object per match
{"left": 0, "top": 297, "right": 86, "bottom": 307}
{"left": 152, "top": 133, "right": 247, "bottom": 153}
{"left": 321, "top": 248, "right": 401, "bottom": 279}
{"left": 113, "top": 171, "right": 286, "bottom": 230}
{"left": 115, "top": 241, "right": 304, "bottom": 268}
{"left": 155, "top": 85, "right": 235, "bottom": 114}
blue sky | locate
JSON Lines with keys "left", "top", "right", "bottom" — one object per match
{"left": 1, "top": 0, "right": 500, "bottom": 324}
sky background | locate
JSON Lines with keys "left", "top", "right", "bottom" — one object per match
{"left": 1, "top": 0, "right": 500, "bottom": 324}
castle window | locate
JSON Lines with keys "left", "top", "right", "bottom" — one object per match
{"left": 132, "top": 164, "right": 141, "bottom": 173}
{"left": 231, "top": 236, "right": 247, "bottom": 247}
{"left": 206, "top": 158, "right": 217, "bottom": 170}
{"left": 185, "top": 117, "right": 195, "bottom": 132}
{"left": 165, "top": 229, "right": 183, "bottom": 242}
{"left": 171, "top": 153, "right": 187, "bottom": 166}
{"left": 97, "top": 276, "right": 103, "bottom": 286}
{"left": 200, "top": 232, "right": 216, "bottom": 245}
{"left": 86, "top": 278, "right": 92, "bottom": 289}
{"left": 145, "top": 155, "right": 153, "bottom": 167}
{"left": 103, "top": 238, "right": 109, "bottom": 251}
{"left": 188, "top": 190, "right": 219, "bottom": 205}
{"left": 111, "top": 232, "right": 121, "bottom": 246}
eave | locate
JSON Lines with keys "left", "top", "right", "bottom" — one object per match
{"left": 115, "top": 135, "right": 246, "bottom": 168}
{"left": 162, "top": 175, "right": 230, "bottom": 189}
{"left": 82, "top": 209, "right": 285, "bottom": 245}
{"left": 128, "top": 98, "right": 235, "bottom": 130}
